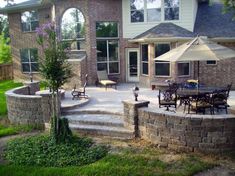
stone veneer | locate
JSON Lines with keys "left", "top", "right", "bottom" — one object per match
{"left": 5, "top": 82, "right": 60, "bottom": 125}
{"left": 123, "top": 100, "right": 235, "bottom": 153}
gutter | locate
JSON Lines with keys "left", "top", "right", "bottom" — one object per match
{"left": 128, "top": 37, "right": 194, "bottom": 43}
{"left": 0, "top": 1, "right": 51, "bottom": 14}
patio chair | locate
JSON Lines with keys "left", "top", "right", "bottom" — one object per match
{"left": 190, "top": 94, "right": 213, "bottom": 114}
{"left": 71, "top": 74, "right": 88, "bottom": 100}
{"left": 158, "top": 89, "right": 177, "bottom": 111}
{"left": 212, "top": 89, "right": 229, "bottom": 114}
{"left": 97, "top": 70, "right": 117, "bottom": 90}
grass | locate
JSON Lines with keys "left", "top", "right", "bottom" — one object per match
{"left": 0, "top": 144, "right": 214, "bottom": 176}
{"left": 0, "top": 80, "right": 23, "bottom": 116}
{"left": 0, "top": 124, "right": 41, "bottom": 138}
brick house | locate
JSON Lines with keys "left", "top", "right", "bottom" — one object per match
{"left": 0, "top": 0, "right": 235, "bottom": 88}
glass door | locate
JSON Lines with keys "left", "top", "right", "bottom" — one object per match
{"left": 127, "top": 49, "right": 139, "bottom": 82}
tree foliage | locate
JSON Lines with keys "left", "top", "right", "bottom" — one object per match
{"left": 0, "top": 33, "right": 11, "bottom": 64}
{"left": 36, "top": 22, "right": 72, "bottom": 143}
{"left": 0, "top": 15, "right": 9, "bottom": 38}
{"left": 222, "top": 0, "right": 235, "bottom": 19}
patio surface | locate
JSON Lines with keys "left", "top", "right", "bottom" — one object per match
{"left": 62, "top": 83, "right": 235, "bottom": 115}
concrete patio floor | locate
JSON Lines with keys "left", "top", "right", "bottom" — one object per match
{"left": 62, "top": 83, "right": 235, "bottom": 115}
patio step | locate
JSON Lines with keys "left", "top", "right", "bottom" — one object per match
{"left": 62, "top": 109, "right": 123, "bottom": 116}
{"left": 65, "top": 114, "right": 124, "bottom": 127}
{"left": 64, "top": 114, "right": 134, "bottom": 139}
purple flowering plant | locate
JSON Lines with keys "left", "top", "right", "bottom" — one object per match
{"left": 36, "top": 22, "right": 72, "bottom": 142}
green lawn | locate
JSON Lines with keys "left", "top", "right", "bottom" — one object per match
{"left": 0, "top": 147, "right": 214, "bottom": 176}
{"left": 0, "top": 124, "right": 41, "bottom": 137}
{"left": 0, "top": 80, "right": 23, "bottom": 116}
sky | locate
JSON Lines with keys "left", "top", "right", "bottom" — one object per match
{"left": 0, "top": 0, "right": 28, "bottom": 8}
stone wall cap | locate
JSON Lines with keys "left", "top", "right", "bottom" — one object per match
{"left": 122, "top": 100, "right": 150, "bottom": 105}
{"left": 5, "top": 86, "right": 42, "bottom": 98}
{"left": 24, "top": 81, "right": 40, "bottom": 84}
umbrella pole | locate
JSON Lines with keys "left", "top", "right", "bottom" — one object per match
{"left": 198, "top": 61, "right": 200, "bottom": 90}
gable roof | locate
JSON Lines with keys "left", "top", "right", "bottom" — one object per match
{"left": 0, "top": 0, "right": 49, "bottom": 14}
{"left": 132, "top": 22, "right": 195, "bottom": 42}
{"left": 194, "top": 2, "right": 235, "bottom": 38}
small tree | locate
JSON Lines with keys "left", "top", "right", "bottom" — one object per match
{"left": 36, "top": 22, "right": 72, "bottom": 143}
{"left": 0, "top": 33, "right": 11, "bottom": 64}
{"left": 222, "top": 0, "right": 235, "bottom": 20}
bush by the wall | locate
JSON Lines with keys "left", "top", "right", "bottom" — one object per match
{"left": 0, "top": 33, "right": 11, "bottom": 64}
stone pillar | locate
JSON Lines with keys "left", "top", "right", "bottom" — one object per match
{"left": 24, "top": 81, "right": 40, "bottom": 95}
{"left": 122, "top": 100, "right": 150, "bottom": 137}
{"left": 36, "top": 90, "right": 61, "bottom": 123}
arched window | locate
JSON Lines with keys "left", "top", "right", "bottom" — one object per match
{"left": 61, "top": 8, "right": 85, "bottom": 50}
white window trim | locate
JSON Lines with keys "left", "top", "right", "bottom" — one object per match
{"left": 154, "top": 42, "right": 171, "bottom": 77}
{"left": 140, "top": 44, "right": 149, "bottom": 76}
{"left": 129, "top": 0, "right": 180, "bottom": 23}
{"left": 21, "top": 48, "right": 39, "bottom": 73}
{"left": 178, "top": 61, "right": 190, "bottom": 77}
{"left": 96, "top": 39, "right": 120, "bottom": 75}
{"left": 163, "top": 0, "right": 180, "bottom": 21}
{"left": 96, "top": 22, "right": 120, "bottom": 75}
{"left": 21, "top": 10, "right": 39, "bottom": 32}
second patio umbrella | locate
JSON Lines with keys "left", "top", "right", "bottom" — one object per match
{"left": 154, "top": 36, "right": 235, "bottom": 84}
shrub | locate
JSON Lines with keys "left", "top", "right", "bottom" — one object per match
{"left": 5, "top": 135, "right": 108, "bottom": 167}
{"left": 0, "top": 33, "right": 11, "bottom": 64}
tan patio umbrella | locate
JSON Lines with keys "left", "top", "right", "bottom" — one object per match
{"left": 154, "top": 36, "right": 235, "bottom": 84}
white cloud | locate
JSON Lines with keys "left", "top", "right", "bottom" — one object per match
{"left": 0, "top": 0, "right": 28, "bottom": 8}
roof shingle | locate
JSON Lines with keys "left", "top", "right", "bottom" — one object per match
{"left": 194, "top": 2, "right": 235, "bottom": 38}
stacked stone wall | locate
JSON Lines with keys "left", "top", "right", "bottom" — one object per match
{"left": 123, "top": 100, "right": 235, "bottom": 153}
{"left": 6, "top": 82, "right": 60, "bottom": 125}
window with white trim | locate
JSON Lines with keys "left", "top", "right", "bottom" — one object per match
{"left": 164, "top": 0, "right": 179, "bottom": 20}
{"left": 147, "top": 0, "right": 161, "bottom": 21}
{"left": 130, "top": 0, "right": 144, "bottom": 23}
{"left": 96, "top": 22, "right": 119, "bottom": 74}
{"left": 130, "top": 0, "right": 179, "bottom": 23}
{"left": 20, "top": 48, "right": 39, "bottom": 73}
{"left": 155, "top": 43, "right": 170, "bottom": 76}
{"left": 21, "top": 11, "right": 39, "bottom": 32}
{"left": 61, "top": 8, "right": 85, "bottom": 50}
{"left": 178, "top": 62, "right": 190, "bottom": 76}
{"left": 141, "top": 44, "right": 149, "bottom": 75}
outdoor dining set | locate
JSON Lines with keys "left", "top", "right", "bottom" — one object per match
{"left": 158, "top": 81, "right": 232, "bottom": 115}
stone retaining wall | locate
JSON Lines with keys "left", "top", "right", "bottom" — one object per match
{"left": 123, "top": 100, "right": 235, "bottom": 153}
{"left": 5, "top": 82, "right": 60, "bottom": 125}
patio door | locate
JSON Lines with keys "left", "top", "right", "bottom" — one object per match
{"left": 127, "top": 49, "right": 140, "bottom": 82}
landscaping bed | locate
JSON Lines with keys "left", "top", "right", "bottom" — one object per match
{"left": 0, "top": 136, "right": 216, "bottom": 176}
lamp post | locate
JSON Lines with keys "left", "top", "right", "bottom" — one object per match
{"left": 29, "top": 72, "right": 33, "bottom": 83}
{"left": 132, "top": 85, "right": 139, "bottom": 101}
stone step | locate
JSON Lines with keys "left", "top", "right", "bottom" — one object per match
{"left": 65, "top": 114, "right": 124, "bottom": 127}
{"left": 62, "top": 109, "right": 123, "bottom": 116}
{"left": 69, "top": 123, "right": 134, "bottom": 139}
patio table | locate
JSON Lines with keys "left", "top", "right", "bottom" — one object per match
{"left": 177, "top": 87, "right": 225, "bottom": 113}
{"left": 177, "top": 87, "right": 225, "bottom": 97}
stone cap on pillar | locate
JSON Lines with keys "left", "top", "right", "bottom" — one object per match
{"left": 122, "top": 100, "right": 150, "bottom": 108}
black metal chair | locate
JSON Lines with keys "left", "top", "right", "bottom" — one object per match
{"left": 212, "top": 89, "right": 229, "bottom": 114}
{"left": 158, "top": 89, "right": 177, "bottom": 111}
{"left": 71, "top": 74, "right": 88, "bottom": 100}
{"left": 190, "top": 93, "right": 213, "bottom": 114}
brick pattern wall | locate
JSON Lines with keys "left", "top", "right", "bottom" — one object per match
{"left": 123, "top": 100, "right": 235, "bottom": 153}
{"left": 8, "top": 8, "right": 51, "bottom": 82}
{"left": 138, "top": 108, "right": 235, "bottom": 153}
{"left": 6, "top": 82, "right": 60, "bottom": 125}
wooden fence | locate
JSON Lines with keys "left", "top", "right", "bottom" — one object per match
{"left": 0, "top": 63, "right": 13, "bottom": 81}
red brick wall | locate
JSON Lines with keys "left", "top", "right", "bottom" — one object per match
{"left": 8, "top": 8, "right": 51, "bottom": 82}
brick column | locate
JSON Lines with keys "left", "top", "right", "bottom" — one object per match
{"left": 122, "top": 100, "right": 150, "bottom": 137}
